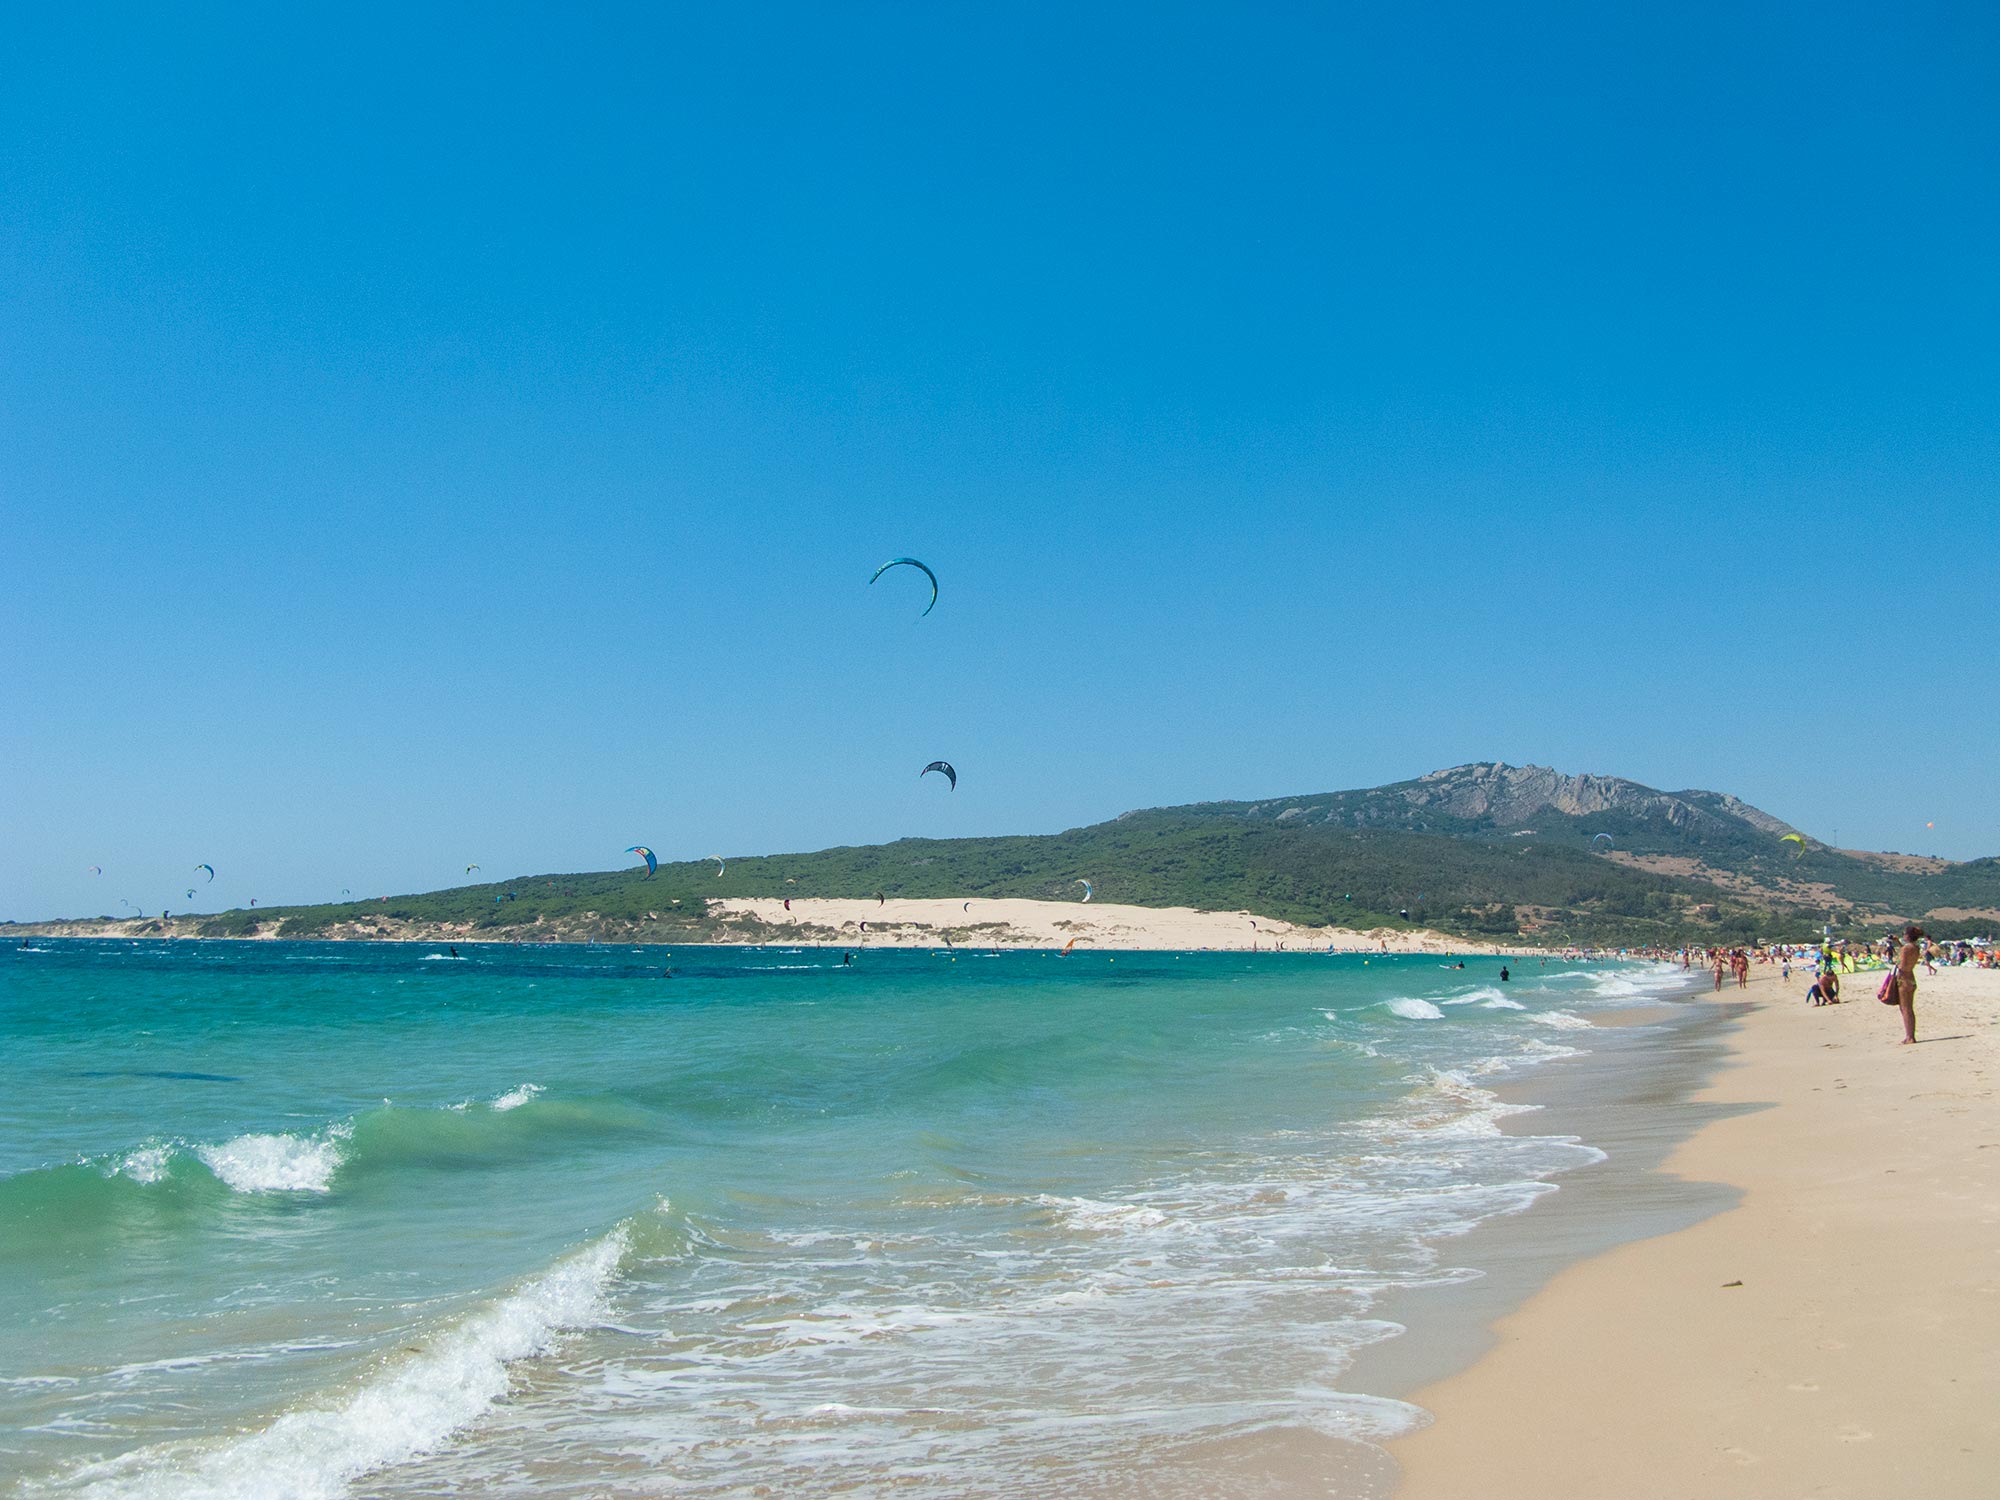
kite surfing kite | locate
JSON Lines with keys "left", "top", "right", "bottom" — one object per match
{"left": 185, "top": 888, "right": 196, "bottom": 900}
{"left": 195, "top": 864, "right": 215, "bottom": 883}
{"left": 465, "top": 864, "right": 480, "bottom": 875}
{"left": 249, "top": 899, "right": 258, "bottom": 907}
{"left": 921, "top": 760, "right": 957, "bottom": 790}
{"left": 1591, "top": 833, "right": 1614, "bottom": 849}
{"left": 875, "top": 892, "right": 885, "bottom": 907}
{"left": 87, "top": 865, "right": 101, "bottom": 876}
{"left": 868, "top": 557, "right": 939, "bottom": 616}
{"left": 1076, "top": 879, "right": 1093, "bottom": 902}
{"left": 1780, "top": 833, "right": 1806, "bottom": 857}
{"left": 707, "top": 855, "right": 726, "bottom": 878}
{"left": 627, "top": 846, "right": 658, "bottom": 878}
{"left": 341, "top": 888, "right": 351, "bottom": 898}
{"left": 783, "top": 898, "right": 791, "bottom": 911}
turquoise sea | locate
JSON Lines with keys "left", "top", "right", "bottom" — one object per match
{"left": 1, "top": 941, "right": 1693, "bottom": 1498}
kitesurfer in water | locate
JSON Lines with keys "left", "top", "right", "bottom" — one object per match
{"left": 449, "top": 945, "right": 458, "bottom": 958}
{"left": 841, "top": 951, "right": 854, "bottom": 967}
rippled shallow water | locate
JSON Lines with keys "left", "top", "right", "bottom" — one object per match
{"left": 0, "top": 941, "right": 1688, "bottom": 1498}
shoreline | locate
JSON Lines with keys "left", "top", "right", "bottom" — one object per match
{"left": 1388, "top": 963, "right": 2000, "bottom": 1497}
{"left": 1339, "top": 972, "right": 1742, "bottom": 1410}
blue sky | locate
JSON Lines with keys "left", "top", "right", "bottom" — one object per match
{"left": 4, "top": 3, "right": 1995, "bottom": 920}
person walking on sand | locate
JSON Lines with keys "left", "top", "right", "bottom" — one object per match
{"left": 1894, "top": 924, "right": 1923, "bottom": 1044}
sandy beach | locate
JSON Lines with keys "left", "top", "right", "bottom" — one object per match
{"left": 713, "top": 896, "right": 1525, "bottom": 953}
{"left": 1392, "top": 961, "right": 2000, "bottom": 1497}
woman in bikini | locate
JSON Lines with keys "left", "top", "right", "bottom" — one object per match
{"left": 1894, "top": 924, "right": 1924, "bottom": 1044}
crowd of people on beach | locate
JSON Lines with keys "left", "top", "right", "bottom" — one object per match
{"left": 1663, "top": 928, "right": 1993, "bottom": 1045}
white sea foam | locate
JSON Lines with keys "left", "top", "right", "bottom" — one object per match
{"left": 66, "top": 1229, "right": 627, "bottom": 1500}
{"left": 1390, "top": 1067, "right": 1534, "bottom": 1138}
{"left": 1385, "top": 997, "right": 1445, "bottom": 1020}
{"left": 1509, "top": 1038, "right": 1587, "bottom": 1064}
{"left": 1480, "top": 997, "right": 1527, "bottom": 1010}
{"left": 490, "top": 1084, "right": 543, "bottom": 1113}
{"left": 114, "top": 1146, "right": 172, "bottom": 1183}
{"left": 1440, "top": 986, "right": 1509, "bottom": 1006}
{"left": 1527, "top": 1009, "right": 1596, "bottom": 1031}
{"left": 194, "top": 1127, "right": 350, "bottom": 1194}
{"left": 1035, "top": 1194, "right": 1172, "bottom": 1232}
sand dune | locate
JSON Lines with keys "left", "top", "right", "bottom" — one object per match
{"left": 714, "top": 896, "right": 1522, "bottom": 953}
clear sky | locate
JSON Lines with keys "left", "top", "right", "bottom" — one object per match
{"left": 4, "top": 3, "right": 1995, "bottom": 921}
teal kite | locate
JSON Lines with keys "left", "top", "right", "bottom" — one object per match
{"left": 195, "top": 863, "right": 215, "bottom": 883}
{"left": 627, "top": 846, "right": 657, "bottom": 878}
{"left": 868, "top": 557, "right": 939, "bottom": 616}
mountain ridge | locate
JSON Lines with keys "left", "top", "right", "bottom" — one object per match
{"left": 11, "top": 763, "right": 1995, "bottom": 944}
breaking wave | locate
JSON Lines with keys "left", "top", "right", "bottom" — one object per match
{"left": 60, "top": 1228, "right": 629, "bottom": 1500}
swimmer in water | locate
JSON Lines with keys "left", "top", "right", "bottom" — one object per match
{"left": 1499, "top": 965, "right": 1510, "bottom": 982}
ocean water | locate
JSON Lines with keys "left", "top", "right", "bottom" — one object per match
{"left": 0, "top": 941, "right": 1692, "bottom": 1499}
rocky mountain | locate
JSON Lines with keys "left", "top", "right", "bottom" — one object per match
{"left": 1172, "top": 762, "right": 1808, "bottom": 852}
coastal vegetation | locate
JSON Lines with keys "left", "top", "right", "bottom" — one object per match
{"left": 17, "top": 766, "right": 1996, "bottom": 946}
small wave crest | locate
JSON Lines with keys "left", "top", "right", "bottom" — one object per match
{"left": 1440, "top": 986, "right": 1508, "bottom": 1006}
{"left": 1384, "top": 997, "right": 1444, "bottom": 1020}
{"left": 1527, "top": 1009, "right": 1596, "bottom": 1031}
{"left": 63, "top": 1228, "right": 629, "bottom": 1500}
{"left": 194, "top": 1127, "right": 351, "bottom": 1194}
{"left": 490, "top": 1084, "right": 543, "bottom": 1113}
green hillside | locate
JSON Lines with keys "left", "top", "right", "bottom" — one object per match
{"left": 26, "top": 764, "right": 1998, "bottom": 946}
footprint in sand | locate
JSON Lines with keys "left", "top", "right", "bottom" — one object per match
{"left": 1836, "top": 1426, "right": 1874, "bottom": 1443}
{"left": 1720, "top": 1446, "right": 1759, "bottom": 1466}
{"left": 1787, "top": 1382, "right": 1821, "bottom": 1392}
